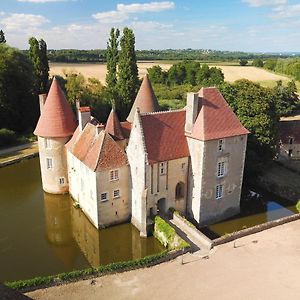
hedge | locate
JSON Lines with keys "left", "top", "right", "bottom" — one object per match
{"left": 5, "top": 251, "right": 168, "bottom": 292}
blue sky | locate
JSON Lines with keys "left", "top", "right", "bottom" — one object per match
{"left": 0, "top": 0, "right": 300, "bottom": 51}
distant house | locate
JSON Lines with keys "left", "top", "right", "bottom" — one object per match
{"left": 279, "top": 120, "right": 300, "bottom": 159}
{"left": 34, "top": 75, "right": 249, "bottom": 236}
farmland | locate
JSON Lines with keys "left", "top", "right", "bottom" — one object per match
{"left": 49, "top": 62, "right": 291, "bottom": 85}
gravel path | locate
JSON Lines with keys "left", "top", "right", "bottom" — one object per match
{"left": 27, "top": 219, "right": 300, "bottom": 300}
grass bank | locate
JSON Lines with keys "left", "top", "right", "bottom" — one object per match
{"left": 5, "top": 251, "right": 169, "bottom": 292}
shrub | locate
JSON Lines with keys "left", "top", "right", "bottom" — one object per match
{"left": 0, "top": 128, "right": 18, "bottom": 147}
{"left": 296, "top": 200, "right": 300, "bottom": 213}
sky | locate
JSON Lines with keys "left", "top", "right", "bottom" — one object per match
{"left": 0, "top": 0, "right": 300, "bottom": 52}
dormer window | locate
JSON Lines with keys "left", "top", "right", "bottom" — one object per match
{"left": 218, "top": 139, "right": 224, "bottom": 151}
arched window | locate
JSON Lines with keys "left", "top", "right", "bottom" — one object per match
{"left": 175, "top": 182, "right": 184, "bottom": 199}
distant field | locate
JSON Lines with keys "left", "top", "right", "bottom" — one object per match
{"left": 50, "top": 62, "right": 291, "bottom": 85}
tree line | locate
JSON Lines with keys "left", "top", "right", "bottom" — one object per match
{"left": 263, "top": 58, "right": 300, "bottom": 81}
{"left": 34, "top": 49, "right": 300, "bottom": 64}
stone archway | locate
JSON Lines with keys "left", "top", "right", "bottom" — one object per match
{"left": 175, "top": 182, "right": 185, "bottom": 199}
{"left": 157, "top": 198, "right": 166, "bottom": 215}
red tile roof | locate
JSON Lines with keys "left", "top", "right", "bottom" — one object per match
{"left": 120, "top": 122, "right": 132, "bottom": 139}
{"left": 85, "top": 131, "right": 128, "bottom": 171}
{"left": 34, "top": 78, "right": 77, "bottom": 138}
{"left": 140, "top": 110, "right": 189, "bottom": 164}
{"left": 79, "top": 106, "right": 90, "bottom": 112}
{"left": 127, "top": 75, "right": 159, "bottom": 122}
{"left": 105, "top": 109, "right": 124, "bottom": 140}
{"left": 67, "top": 123, "right": 127, "bottom": 171}
{"left": 280, "top": 120, "right": 300, "bottom": 144}
{"left": 189, "top": 87, "right": 249, "bottom": 141}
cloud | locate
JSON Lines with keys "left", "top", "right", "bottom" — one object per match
{"left": 242, "top": 0, "right": 287, "bottom": 7}
{"left": 17, "top": 0, "right": 71, "bottom": 2}
{"left": 117, "top": 2, "right": 175, "bottom": 13}
{"left": 130, "top": 21, "right": 173, "bottom": 31}
{"left": 92, "top": 11, "right": 128, "bottom": 23}
{"left": 272, "top": 4, "right": 300, "bottom": 18}
{"left": 0, "top": 13, "right": 49, "bottom": 31}
{"left": 93, "top": 1, "right": 175, "bottom": 23}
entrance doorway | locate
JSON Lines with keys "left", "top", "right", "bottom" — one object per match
{"left": 157, "top": 198, "right": 166, "bottom": 215}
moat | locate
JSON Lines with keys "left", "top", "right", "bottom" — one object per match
{"left": 0, "top": 158, "right": 164, "bottom": 282}
{"left": 0, "top": 158, "right": 297, "bottom": 282}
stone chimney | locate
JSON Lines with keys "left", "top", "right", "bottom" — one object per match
{"left": 39, "top": 94, "right": 47, "bottom": 113}
{"left": 185, "top": 93, "right": 199, "bottom": 134}
{"left": 78, "top": 106, "right": 91, "bottom": 131}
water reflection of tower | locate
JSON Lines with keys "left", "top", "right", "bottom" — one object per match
{"left": 43, "top": 192, "right": 78, "bottom": 269}
{"left": 71, "top": 204, "right": 153, "bottom": 267}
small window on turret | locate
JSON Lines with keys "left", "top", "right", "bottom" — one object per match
{"left": 44, "top": 138, "right": 51, "bottom": 149}
{"left": 46, "top": 158, "right": 53, "bottom": 169}
{"left": 59, "top": 177, "right": 65, "bottom": 185}
{"left": 218, "top": 139, "right": 224, "bottom": 151}
{"left": 160, "top": 162, "right": 167, "bottom": 175}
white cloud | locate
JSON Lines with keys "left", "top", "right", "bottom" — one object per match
{"left": 0, "top": 12, "right": 5, "bottom": 16}
{"left": 18, "top": 0, "right": 71, "bottom": 2}
{"left": 117, "top": 2, "right": 175, "bottom": 13}
{"left": 130, "top": 21, "right": 173, "bottom": 31}
{"left": 92, "top": 11, "right": 128, "bottom": 23}
{"left": 272, "top": 4, "right": 300, "bottom": 18}
{"left": 242, "top": 0, "right": 287, "bottom": 7}
{"left": 0, "top": 13, "right": 49, "bottom": 31}
{"left": 93, "top": 1, "right": 175, "bottom": 23}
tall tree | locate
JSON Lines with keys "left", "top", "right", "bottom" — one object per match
{"left": 0, "top": 30, "right": 6, "bottom": 44}
{"left": 28, "top": 37, "right": 49, "bottom": 94}
{"left": 39, "top": 39, "right": 49, "bottom": 93}
{"left": 117, "top": 27, "right": 139, "bottom": 120}
{"left": 106, "top": 28, "right": 120, "bottom": 108}
{"left": 0, "top": 45, "right": 37, "bottom": 132}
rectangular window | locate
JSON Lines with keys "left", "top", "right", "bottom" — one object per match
{"left": 160, "top": 162, "right": 167, "bottom": 175}
{"left": 217, "top": 161, "right": 226, "bottom": 177}
{"left": 218, "top": 139, "right": 224, "bottom": 152}
{"left": 110, "top": 169, "right": 119, "bottom": 181}
{"left": 44, "top": 138, "right": 51, "bottom": 149}
{"left": 100, "top": 192, "right": 108, "bottom": 202}
{"left": 113, "top": 189, "right": 120, "bottom": 199}
{"left": 216, "top": 184, "right": 223, "bottom": 199}
{"left": 59, "top": 177, "right": 65, "bottom": 185}
{"left": 289, "top": 138, "right": 294, "bottom": 145}
{"left": 46, "top": 158, "right": 53, "bottom": 169}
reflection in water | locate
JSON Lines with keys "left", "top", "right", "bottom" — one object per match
{"left": 201, "top": 188, "right": 297, "bottom": 239}
{"left": 0, "top": 158, "right": 164, "bottom": 282}
{"left": 44, "top": 193, "right": 164, "bottom": 269}
{"left": 43, "top": 193, "right": 78, "bottom": 269}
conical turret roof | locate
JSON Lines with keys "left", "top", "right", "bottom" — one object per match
{"left": 127, "top": 74, "right": 159, "bottom": 122}
{"left": 105, "top": 109, "right": 124, "bottom": 140}
{"left": 34, "top": 78, "right": 77, "bottom": 138}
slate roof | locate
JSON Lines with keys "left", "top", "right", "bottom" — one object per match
{"left": 34, "top": 78, "right": 77, "bottom": 138}
{"left": 280, "top": 120, "right": 300, "bottom": 144}
{"left": 188, "top": 87, "right": 249, "bottom": 141}
{"left": 140, "top": 110, "right": 189, "bottom": 164}
{"left": 127, "top": 75, "right": 159, "bottom": 123}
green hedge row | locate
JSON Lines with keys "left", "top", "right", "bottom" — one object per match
{"left": 5, "top": 251, "right": 168, "bottom": 291}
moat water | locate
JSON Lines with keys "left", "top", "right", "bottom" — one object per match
{"left": 201, "top": 189, "right": 297, "bottom": 239}
{"left": 0, "top": 158, "right": 164, "bottom": 282}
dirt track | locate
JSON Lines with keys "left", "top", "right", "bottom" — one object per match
{"left": 27, "top": 219, "right": 300, "bottom": 300}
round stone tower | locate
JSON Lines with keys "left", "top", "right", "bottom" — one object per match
{"left": 34, "top": 78, "right": 77, "bottom": 194}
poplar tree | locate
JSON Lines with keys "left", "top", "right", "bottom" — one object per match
{"left": 0, "top": 30, "right": 6, "bottom": 44}
{"left": 39, "top": 39, "right": 49, "bottom": 93}
{"left": 28, "top": 37, "right": 49, "bottom": 94}
{"left": 117, "top": 27, "right": 139, "bottom": 120}
{"left": 106, "top": 28, "right": 120, "bottom": 108}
